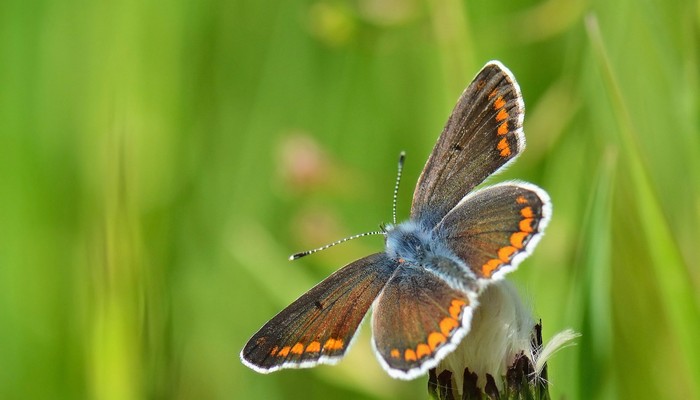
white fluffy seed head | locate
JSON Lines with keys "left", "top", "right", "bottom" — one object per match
{"left": 436, "top": 281, "right": 535, "bottom": 394}
{"left": 435, "top": 281, "right": 580, "bottom": 396}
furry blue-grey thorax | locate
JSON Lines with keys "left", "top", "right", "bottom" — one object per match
{"left": 384, "top": 221, "right": 441, "bottom": 263}
{"left": 384, "top": 220, "right": 479, "bottom": 292}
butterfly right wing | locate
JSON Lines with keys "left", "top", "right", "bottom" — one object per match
{"left": 411, "top": 61, "right": 526, "bottom": 227}
{"left": 241, "top": 252, "right": 397, "bottom": 373}
{"left": 435, "top": 182, "right": 551, "bottom": 281}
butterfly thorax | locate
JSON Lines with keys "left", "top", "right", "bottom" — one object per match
{"left": 384, "top": 221, "right": 434, "bottom": 262}
{"left": 384, "top": 220, "right": 479, "bottom": 293}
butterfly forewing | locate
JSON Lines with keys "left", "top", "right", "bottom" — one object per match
{"left": 371, "top": 264, "right": 475, "bottom": 379}
{"left": 435, "top": 182, "right": 551, "bottom": 280}
{"left": 241, "top": 253, "right": 397, "bottom": 372}
{"left": 411, "top": 61, "right": 525, "bottom": 226}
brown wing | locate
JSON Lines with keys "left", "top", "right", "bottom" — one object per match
{"left": 241, "top": 253, "right": 397, "bottom": 373}
{"left": 411, "top": 61, "right": 525, "bottom": 227}
{"left": 435, "top": 182, "right": 551, "bottom": 280}
{"left": 371, "top": 263, "right": 475, "bottom": 379}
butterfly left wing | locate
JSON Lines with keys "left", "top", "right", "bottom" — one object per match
{"left": 371, "top": 263, "right": 476, "bottom": 379}
{"left": 241, "top": 253, "right": 397, "bottom": 373}
{"left": 435, "top": 182, "right": 551, "bottom": 281}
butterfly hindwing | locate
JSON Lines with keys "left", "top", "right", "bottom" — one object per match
{"left": 411, "top": 61, "right": 525, "bottom": 226}
{"left": 241, "top": 253, "right": 397, "bottom": 373}
{"left": 436, "top": 182, "right": 551, "bottom": 280}
{"left": 371, "top": 263, "right": 476, "bottom": 379}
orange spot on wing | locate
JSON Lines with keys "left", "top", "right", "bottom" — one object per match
{"left": 494, "top": 96, "right": 506, "bottom": 110}
{"left": 496, "top": 108, "right": 509, "bottom": 122}
{"left": 306, "top": 341, "right": 321, "bottom": 353}
{"left": 498, "top": 122, "right": 509, "bottom": 135}
{"left": 270, "top": 346, "right": 279, "bottom": 356}
{"left": 449, "top": 299, "right": 466, "bottom": 319}
{"left": 405, "top": 349, "right": 417, "bottom": 362}
{"left": 428, "top": 332, "right": 447, "bottom": 350}
{"left": 440, "top": 317, "right": 459, "bottom": 336}
{"left": 278, "top": 346, "right": 291, "bottom": 357}
{"left": 498, "top": 246, "right": 517, "bottom": 262}
{"left": 520, "top": 218, "right": 534, "bottom": 233}
{"left": 291, "top": 342, "right": 304, "bottom": 355}
{"left": 482, "top": 259, "right": 501, "bottom": 276}
{"left": 416, "top": 344, "right": 431, "bottom": 359}
{"left": 516, "top": 195, "right": 527, "bottom": 204}
{"left": 497, "top": 137, "right": 512, "bottom": 157}
{"left": 323, "top": 338, "right": 344, "bottom": 351}
{"left": 390, "top": 349, "right": 400, "bottom": 358}
{"left": 510, "top": 231, "right": 529, "bottom": 249}
{"left": 489, "top": 88, "right": 498, "bottom": 98}
{"left": 521, "top": 206, "right": 534, "bottom": 218}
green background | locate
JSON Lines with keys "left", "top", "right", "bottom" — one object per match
{"left": 1, "top": 0, "right": 699, "bottom": 398}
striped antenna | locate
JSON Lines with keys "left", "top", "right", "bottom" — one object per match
{"left": 289, "top": 231, "right": 384, "bottom": 260}
{"left": 392, "top": 151, "right": 406, "bottom": 224}
{"left": 289, "top": 151, "right": 406, "bottom": 261}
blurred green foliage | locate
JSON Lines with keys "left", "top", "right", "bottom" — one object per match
{"left": 1, "top": 0, "right": 699, "bottom": 399}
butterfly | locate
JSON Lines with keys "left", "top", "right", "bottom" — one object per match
{"left": 240, "top": 61, "right": 551, "bottom": 379}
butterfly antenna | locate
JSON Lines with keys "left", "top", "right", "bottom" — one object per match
{"left": 289, "top": 230, "right": 384, "bottom": 260}
{"left": 392, "top": 151, "right": 406, "bottom": 224}
{"left": 289, "top": 153, "right": 404, "bottom": 261}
